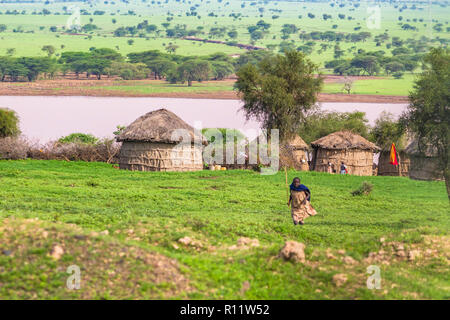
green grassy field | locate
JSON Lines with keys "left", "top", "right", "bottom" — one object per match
{"left": 1, "top": 0, "right": 448, "bottom": 67}
{"left": 46, "top": 75, "right": 412, "bottom": 96}
{"left": 0, "top": 160, "right": 448, "bottom": 299}
{"left": 322, "top": 74, "right": 416, "bottom": 96}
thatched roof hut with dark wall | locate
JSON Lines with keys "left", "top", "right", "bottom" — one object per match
{"left": 405, "top": 140, "right": 444, "bottom": 181}
{"left": 311, "top": 130, "right": 380, "bottom": 176}
{"left": 116, "top": 109, "right": 207, "bottom": 172}
{"left": 378, "top": 148, "right": 410, "bottom": 177}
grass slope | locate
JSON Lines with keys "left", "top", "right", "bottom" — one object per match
{"left": 0, "top": 160, "right": 448, "bottom": 299}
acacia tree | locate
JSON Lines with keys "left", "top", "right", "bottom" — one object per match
{"left": 234, "top": 50, "right": 323, "bottom": 142}
{"left": 401, "top": 48, "right": 450, "bottom": 199}
{"left": 176, "top": 60, "right": 211, "bottom": 86}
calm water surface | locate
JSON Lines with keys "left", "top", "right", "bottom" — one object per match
{"left": 0, "top": 96, "right": 407, "bottom": 142}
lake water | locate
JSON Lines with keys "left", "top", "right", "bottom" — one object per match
{"left": 0, "top": 96, "right": 407, "bottom": 143}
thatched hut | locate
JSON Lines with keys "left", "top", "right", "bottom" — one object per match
{"left": 116, "top": 109, "right": 207, "bottom": 172}
{"left": 280, "top": 135, "right": 310, "bottom": 171}
{"left": 377, "top": 148, "right": 410, "bottom": 177}
{"left": 311, "top": 130, "right": 380, "bottom": 176}
{"left": 405, "top": 140, "right": 444, "bottom": 181}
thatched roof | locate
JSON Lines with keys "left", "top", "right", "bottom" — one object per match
{"left": 116, "top": 108, "right": 207, "bottom": 145}
{"left": 287, "top": 135, "right": 309, "bottom": 150}
{"left": 311, "top": 130, "right": 380, "bottom": 151}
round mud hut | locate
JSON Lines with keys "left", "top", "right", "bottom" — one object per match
{"left": 405, "top": 140, "right": 444, "bottom": 181}
{"left": 310, "top": 130, "right": 380, "bottom": 176}
{"left": 280, "top": 135, "right": 310, "bottom": 171}
{"left": 116, "top": 109, "right": 207, "bottom": 172}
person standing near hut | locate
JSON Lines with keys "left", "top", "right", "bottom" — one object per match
{"left": 287, "top": 177, "right": 317, "bottom": 225}
{"left": 327, "top": 162, "right": 334, "bottom": 174}
{"left": 340, "top": 161, "right": 348, "bottom": 175}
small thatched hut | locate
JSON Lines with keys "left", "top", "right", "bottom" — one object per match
{"left": 311, "top": 130, "right": 380, "bottom": 176}
{"left": 405, "top": 140, "right": 444, "bottom": 181}
{"left": 280, "top": 135, "right": 310, "bottom": 171}
{"left": 116, "top": 109, "right": 207, "bottom": 172}
{"left": 377, "top": 148, "right": 410, "bottom": 177}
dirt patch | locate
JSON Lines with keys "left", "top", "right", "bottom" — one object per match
{"left": 0, "top": 217, "right": 191, "bottom": 299}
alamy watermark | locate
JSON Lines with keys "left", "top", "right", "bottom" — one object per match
{"left": 66, "top": 6, "right": 81, "bottom": 31}
{"left": 170, "top": 126, "right": 280, "bottom": 175}
{"left": 366, "top": 265, "right": 381, "bottom": 289}
{"left": 66, "top": 264, "right": 81, "bottom": 290}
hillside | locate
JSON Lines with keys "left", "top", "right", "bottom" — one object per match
{"left": 0, "top": 160, "right": 448, "bottom": 299}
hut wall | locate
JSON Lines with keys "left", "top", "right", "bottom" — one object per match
{"left": 292, "top": 149, "right": 310, "bottom": 171}
{"left": 279, "top": 146, "right": 309, "bottom": 171}
{"left": 118, "top": 142, "right": 203, "bottom": 172}
{"left": 312, "top": 148, "right": 374, "bottom": 176}
{"left": 377, "top": 150, "right": 410, "bottom": 176}
{"left": 408, "top": 155, "right": 444, "bottom": 181}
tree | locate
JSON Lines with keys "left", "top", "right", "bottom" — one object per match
{"left": 401, "top": 48, "right": 450, "bottom": 199}
{"left": 351, "top": 55, "right": 380, "bottom": 75}
{"left": 210, "top": 61, "right": 234, "bottom": 80}
{"left": 176, "top": 60, "right": 211, "bottom": 86}
{"left": 234, "top": 51, "right": 323, "bottom": 142}
{"left": 0, "top": 108, "right": 20, "bottom": 138}
{"left": 297, "top": 111, "right": 370, "bottom": 144}
{"left": 42, "top": 45, "right": 56, "bottom": 57}
{"left": 370, "top": 111, "right": 406, "bottom": 149}
{"left": 165, "top": 43, "right": 179, "bottom": 54}
{"left": 146, "top": 59, "right": 177, "bottom": 79}
{"left": 20, "top": 57, "right": 57, "bottom": 81}
{"left": 6, "top": 48, "right": 16, "bottom": 56}
{"left": 342, "top": 76, "right": 353, "bottom": 94}
{"left": 105, "top": 61, "right": 149, "bottom": 80}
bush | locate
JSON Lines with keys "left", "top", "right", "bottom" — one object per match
{"left": 0, "top": 136, "right": 29, "bottom": 160}
{"left": 0, "top": 108, "right": 20, "bottom": 138}
{"left": 29, "top": 138, "right": 120, "bottom": 163}
{"left": 393, "top": 72, "right": 404, "bottom": 79}
{"left": 351, "top": 181, "right": 374, "bottom": 196}
{"left": 58, "top": 133, "right": 99, "bottom": 144}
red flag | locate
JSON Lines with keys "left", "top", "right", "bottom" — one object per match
{"left": 389, "top": 143, "right": 398, "bottom": 165}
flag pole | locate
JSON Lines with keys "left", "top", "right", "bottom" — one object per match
{"left": 284, "top": 166, "right": 289, "bottom": 204}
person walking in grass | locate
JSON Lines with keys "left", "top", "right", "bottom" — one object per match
{"left": 287, "top": 177, "right": 317, "bottom": 225}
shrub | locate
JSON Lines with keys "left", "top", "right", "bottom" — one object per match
{"left": 0, "top": 108, "right": 20, "bottom": 138}
{"left": 0, "top": 136, "right": 29, "bottom": 160}
{"left": 393, "top": 72, "right": 404, "bottom": 79}
{"left": 27, "top": 138, "right": 121, "bottom": 163}
{"left": 351, "top": 181, "right": 374, "bottom": 196}
{"left": 58, "top": 133, "right": 99, "bottom": 144}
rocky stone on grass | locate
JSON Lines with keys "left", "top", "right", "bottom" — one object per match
{"left": 326, "top": 248, "right": 337, "bottom": 260}
{"left": 279, "top": 241, "right": 305, "bottom": 263}
{"left": 237, "top": 237, "right": 259, "bottom": 247}
{"left": 49, "top": 245, "right": 64, "bottom": 260}
{"left": 342, "top": 256, "right": 357, "bottom": 265}
{"left": 407, "top": 250, "right": 421, "bottom": 261}
{"left": 332, "top": 273, "right": 348, "bottom": 287}
{"left": 240, "top": 281, "right": 251, "bottom": 295}
{"left": 228, "top": 237, "right": 260, "bottom": 250}
{"left": 178, "top": 236, "right": 203, "bottom": 248}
